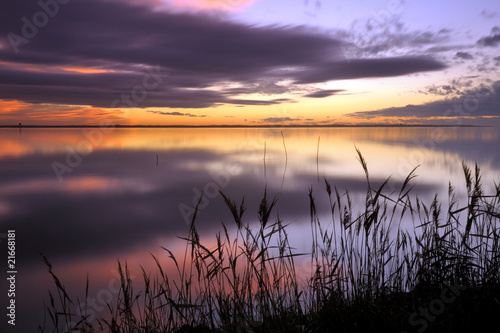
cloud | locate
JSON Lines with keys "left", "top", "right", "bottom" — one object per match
{"left": 340, "top": 18, "right": 452, "bottom": 57}
{"left": 477, "top": 27, "right": 500, "bottom": 47}
{"left": 424, "top": 44, "right": 469, "bottom": 53}
{"left": 222, "top": 81, "right": 291, "bottom": 96}
{"left": 253, "top": 80, "right": 291, "bottom": 96}
{"left": 455, "top": 51, "right": 473, "bottom": 60}
{"left": 294, "top": 56, "right": 446, "bottom": 84}
{"left": 261, "top": 117, "right": 301, "bottom": 123}
{"left": 420, "top": 84, "right": 458, "bottom": 96}
{"left": 0, "top": 0, "right": 446, "bottom": 113}
{"left": 0, "top": 100, "right": 129, "bottom": 125}
{"left": 147, "top": 111, "right": 207, "bottom": 117}
{"left": 345, "top": 81, "right": 500, "bottom": 125}
{"left": 304, "top": 89, "right": 344, "bottom": 98}
{"left": 481, "top": 10, "right": 497, "bottom": 19}
{"left": 418, "top": 78, "right": 475, "bottom": 96}
{"left": 357, "top": 30, "right": 450, "bottom": 56}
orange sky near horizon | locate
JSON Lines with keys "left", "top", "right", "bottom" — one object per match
{"left": 0, "top": 72, "right": 443, "bottom": 126}
{"left": 0, "top": 97, "right": 433, "bottom": 126}
{"left": 1, "top": 0, "right": 499, "bottom": 127}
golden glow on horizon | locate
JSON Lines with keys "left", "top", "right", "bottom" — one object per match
{"left": 0, "top": 72, "right": 490, "bottom": 127}
{"left": 4, "top": 126, "right": 497, "bottom": 159}
{"left": 4, "top": 127, "right": 499, "bottom": 202}
{"left": 0, "top": 61, "right": 475, "bottom": 127}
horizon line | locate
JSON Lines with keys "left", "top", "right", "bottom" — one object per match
{"left": 0, "top": 124, "right": 487, "bottom": 129}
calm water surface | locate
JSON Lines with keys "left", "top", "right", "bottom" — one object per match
{"left": 0, "top": 127, "right": 498, "bottom": 331}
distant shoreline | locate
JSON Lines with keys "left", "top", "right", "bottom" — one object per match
{"left": 0, "top": 124, "right": 488, "bottom": 129}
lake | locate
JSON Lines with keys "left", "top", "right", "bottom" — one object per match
{"left": 0, "top": 126, "right": 499, "bottom": 331}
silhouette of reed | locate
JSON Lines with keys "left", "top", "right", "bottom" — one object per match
{"left": 40, "top": 150, "right": 500, "bottom": 332}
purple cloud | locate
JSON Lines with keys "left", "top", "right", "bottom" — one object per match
{"left": 0, "top": 0, "right": 446, "bottom": 111}
{"left": 147, "top": 111, "right": 207, "bottom": 117}
{"left": 304, "top": 89, "right": 344, "bottom": 98}
{"left": 477, "top": 27, "right": 500, "bottom": 47}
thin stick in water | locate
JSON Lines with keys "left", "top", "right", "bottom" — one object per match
{"left": 316, "top": 136, "right": 320, "bottom": 182}
{"left": 264, "top": 141, "right": 267, "bottom": 180}
{"left": 281, "top": 131, "right": 288, "bottom": 189}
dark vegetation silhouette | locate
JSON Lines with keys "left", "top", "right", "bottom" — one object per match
{"left": 40, "top": 150, "right": 500, "bottom": 332}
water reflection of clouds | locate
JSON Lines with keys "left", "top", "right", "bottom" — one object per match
{"left": 1, "top": 130, "right": 496, "bottom": 267}
{"left": 1, "top": 127, "right": 498, "bottom": 331}
{"left": 0, "top": 176, "right": 152, "bottom": 195}
{"left": 0, "top": 200, "right": 10, "bottom": 216}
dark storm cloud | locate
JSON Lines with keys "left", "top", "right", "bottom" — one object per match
{"left": 345, "top": 81, "right": 500, "bottom": 123}
{"left": 0, "top": 0, "right": 445, "bottom": 110}
{"left": 304, "top": 89, "right": 344, "bottom": 98}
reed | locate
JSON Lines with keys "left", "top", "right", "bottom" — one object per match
{"left": 40, "top": 151, "right": 500, "bottom": 332}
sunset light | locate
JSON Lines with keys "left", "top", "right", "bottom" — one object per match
{"left": 1, "top": 0, "right": 498, "bottom": 126}
{"left": 1, "top": 1, "right": 499, "bottom": 332}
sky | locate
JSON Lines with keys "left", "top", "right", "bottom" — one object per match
{"left": 0, "top": 0, "right": 499, "bottom": 126}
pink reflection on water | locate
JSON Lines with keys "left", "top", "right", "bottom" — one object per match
{"left": 0, "top": 176, "right": 153, "bottom": 195}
